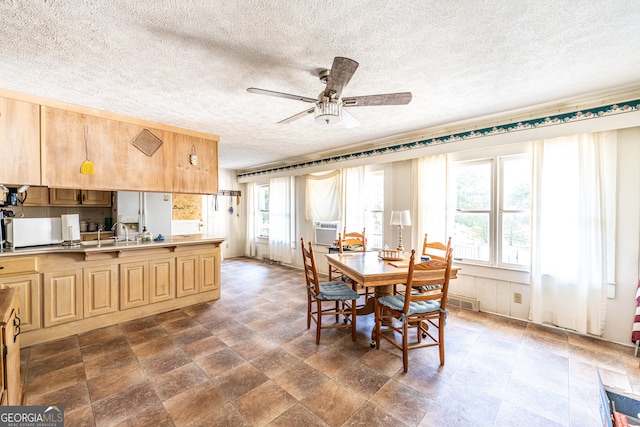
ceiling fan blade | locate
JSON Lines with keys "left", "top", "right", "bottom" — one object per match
{"left": 278, "top": 107, "right": 315, "bottom": 124}
{"left": 323, "top": 57, "right": 359, "bottom": 100}
{"left": 341, "top": 107, "right": 359, "bottom": 129}
{"left": 247, "top": 87, "right": 316, "bottom": 103}
{"left": 342, "top": 92, "right": 412, "bottom": 107}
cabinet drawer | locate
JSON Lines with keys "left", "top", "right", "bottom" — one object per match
{"left": 0, "top": 257, "right": 37, "bottom": 276}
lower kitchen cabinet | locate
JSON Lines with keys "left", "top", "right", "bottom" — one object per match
{"left": 0, "top": 273, "right": 41, "bottom": 332}
{"left": 43, "top": 269, "right": 83, "bottom": 327}
{"left": 84, "top": 265, "right": 118, "bottom": 317}
{"left": 200, "top": 250, "right": 220, "bottom": 293}
{"left": 176, "top": 255, "right": 198, "bottom": 298}
{"left": 120, "top": 261, "right": 149, "bottom": 310}
{"left": 0, "top": 288, "right": 23, "bottom": 406}
{"left": 150, "top": 258, "right": 175, "bottom": 304}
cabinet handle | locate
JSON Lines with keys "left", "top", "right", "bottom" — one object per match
{"left": 0, "top": 266, "right": 4, "bottom": 270}
{"left": 13, "top": 316, "right": 20, "bottom": 343}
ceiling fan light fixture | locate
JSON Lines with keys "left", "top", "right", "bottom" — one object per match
{"left": 314, "top": 100, "right": 341, "bottom": 125}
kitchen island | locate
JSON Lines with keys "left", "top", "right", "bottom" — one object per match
{"left": 0, "top": 235, "right": 224, "bottom": 346}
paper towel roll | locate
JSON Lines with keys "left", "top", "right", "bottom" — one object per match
{"left": 61, "top": 214, "right": 80, "bottom": 241}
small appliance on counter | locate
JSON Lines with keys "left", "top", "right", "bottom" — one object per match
{"left": 5, "top": 217, "right": 63, "bottom": 248}
{"left": 0, "top": 209, "right": 15, "bottom": 249}
{"left": 61, "top": 214, "right": 81, "bottom": 247}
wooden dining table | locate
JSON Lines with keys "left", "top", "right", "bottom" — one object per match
{"left": 325, "top": 251, "right": 460, "bottom": 316}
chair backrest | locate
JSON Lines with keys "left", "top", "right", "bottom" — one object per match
{"left": 301, "top": 237, "right": 320, "bottom": 295}
{"left": 402, "top": 248, "right": 453, "bottom": 314}
{"left": 339, "top": 227, "right": 366, "bottom": 252}
{"left": 422, "top": 234, "right": 452, "bottom": 261}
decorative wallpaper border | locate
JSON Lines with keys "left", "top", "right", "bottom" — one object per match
{"left": 237, "top": 99, "right": 640, "bottom": 179}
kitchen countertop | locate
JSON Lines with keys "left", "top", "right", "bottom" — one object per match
{"left": 0, "top": 234, "right": 226, "bottom": 258}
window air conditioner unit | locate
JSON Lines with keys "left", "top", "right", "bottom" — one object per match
{"left": 314, "top": 221, "right": 340, "bottom": 246}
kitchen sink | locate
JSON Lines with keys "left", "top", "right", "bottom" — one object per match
{"left": 80, "top": 240, "right": 116, "bottom": 246}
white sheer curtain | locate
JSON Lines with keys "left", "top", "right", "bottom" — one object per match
{"left": 269, "top": 176, "right": 293, "bottom": 264}
{"left": 305, "top": 170, "right": 341, "bottom": 221}
{"left": 530, "top": 131, "right": 617, "bottom": 335}
{"left": 244, "top": 183, "right": 256, "bottom": 257}
{"left": 343, "top": 166, "right": 365, "bottom": 232}
{"left": 411, "top": 154, "right": 448, "bottom": 252}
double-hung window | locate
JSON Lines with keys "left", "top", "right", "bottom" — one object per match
{"left": 256, "top": 184, "right": 269, "bottom": 238}
{"left": 450, "top": 150, "right": 531, "bottom": 269}
{"left": 363, "top": 168, "right": 384, "bottom": 249}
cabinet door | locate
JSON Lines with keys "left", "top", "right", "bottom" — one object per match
{"left": 0, "top": 273, "right": 41, "bottom": 332}
{"left": 0, "top": 97, "right": 40, "bottom": 186}
{"left": 4, "top": 293, "right": 22, "bottom": 406}
{"left": 120, "top": 262, "right": 149, "bottom": 309}
{"left": 200, "top": 249, "right": 220, "bottom": 293}
{"left": 43, "top": 269, "right": 83, "bottom": 327}
{"left": 176, "top": 256, "right": 198, "bottom": 297}
{"left": 84, "top": 265, "right": 118, "bottom": 317}
{"left": 48, "top": 188, "right": 81, "bottom": 205}
{"left": 80, "top": 190, "right": 111, "bottom": 206}
{"left": 149, "top": 258, "right": 175, "bottom": 304}
{"left": 21, "top": 186, "right": 49, "bottom": 206}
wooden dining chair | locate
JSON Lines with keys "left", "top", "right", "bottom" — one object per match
{"left": 302, "top": 237, "right": 359, "bottom": 344}
{"left": 422, "top": 234, "right": 452, "bottom": 261}
{"left": 374, "top": 248, "right": 453, "bottom": 372}
{"left": 340, "top": 227, "right": 366, "bottom": 252}
{"left": 332, "top": 227, "right": 374, "bottom": 305}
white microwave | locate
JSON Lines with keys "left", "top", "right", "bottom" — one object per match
{"left": 5, "top": 218, "right": 63, "bottom": 248}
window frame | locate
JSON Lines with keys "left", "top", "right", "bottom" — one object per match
{"left": 256, "top": 184, "right": 269, "bottom": 238}
{"left": 448, "top": 144, "right": 531, "bottom": 271}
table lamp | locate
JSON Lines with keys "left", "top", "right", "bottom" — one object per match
{"left": 390, "top": 210, "right": 411, "bottom": 251}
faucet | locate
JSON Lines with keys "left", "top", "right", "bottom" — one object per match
{"left": 111, "top": 222, "right": 129, "bottom": 243}
{"left": 97, "top": 228, "right": 102, "bottom": 247}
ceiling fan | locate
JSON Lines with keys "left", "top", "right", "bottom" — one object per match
{"left": 247, "top": 57, "right": 412, "bottom": 128}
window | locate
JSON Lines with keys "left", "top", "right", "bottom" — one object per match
{"left": 451, "top": 154, "right": 530, "bottom": 268}
{"left": 364, "top": 169, "right": 384, "bottom": 249}
{"left": 256, "top": 184, "right": 269, "bottom": 237}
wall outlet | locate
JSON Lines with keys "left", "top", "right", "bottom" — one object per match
{"left": 513, "top": 292, "right": 522, "bottom": 304}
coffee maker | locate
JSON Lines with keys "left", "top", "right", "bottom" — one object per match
{"left": 0, "top": 209, "right": 15, "bottom": 250}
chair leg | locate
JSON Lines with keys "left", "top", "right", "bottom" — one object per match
{"left": 307, "top": 294, "right": 312, "bottom": 330}
{"left": 351, "top": 299, "right": 357, "bottom": 341}
{"left": 402, "top": 319, "right": 409, "bottom": 373}
{"left": 335, "top": 301, "right": 340, "bottom": 323}
{"left": 316, "top": 300, "right": 322, "bottom": 345}
{"left": 374, "top": 300, "right": 381, "bottom": 350}
{"left": 438, "top": 315, "right": 445, "bottom": 365}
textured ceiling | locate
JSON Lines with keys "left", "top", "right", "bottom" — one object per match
{"left": 1, "top": 1, "right": 639, "bottom": 172}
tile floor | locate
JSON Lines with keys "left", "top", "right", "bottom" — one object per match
{"left": 21, "top": 257, "right": 640, "bottom": 426}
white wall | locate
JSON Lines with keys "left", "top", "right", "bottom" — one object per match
{"left": 219, "top": 127, "right": 640, "bottom": 346}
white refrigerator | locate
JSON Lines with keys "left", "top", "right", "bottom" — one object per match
{"left": 115, "top": 191, "right": 173, "bottom": 237}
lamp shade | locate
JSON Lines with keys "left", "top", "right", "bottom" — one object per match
{"left": 390, "top": 210, "right": 411, "bottom": 226}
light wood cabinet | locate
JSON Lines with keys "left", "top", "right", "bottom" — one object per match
{"left": 49, "top": 188, "right": 111, "bottom": 206}
{"left": 0, "top": 273, "right": 41, "bottom": 332}
{"left": 176, "top": 255, "right": 198, "bottom": 298}
{"left": 0, "top": 97, "right": 40, "bottom": 186}
{"left": 200, "top": 249, "right": 220, "bottom": 294}
{"left": 21, "top": 186, "right": 49, "bottom": 206}
{"left": 177, "top": 248, "right": 220, "bottom": 298}
{"left": 150, "top": 258, "right": 175, "bottom": 304}
{"left": 41, "top": 106, "right": 218, "bottom": 194}
{"left": 12, "top": 239, "right": 222, "bottom": 347}
{"left": 0, "top": 288, "right": 23, "bottom": 406}
{"left": 119, "top": 261, "right": 149, "bottom": 310}
{"left": 43, "top": 269, "right": 83, "bottom": 327}
{"left": 83, "top": 265, "right": 118, "bottom": 317}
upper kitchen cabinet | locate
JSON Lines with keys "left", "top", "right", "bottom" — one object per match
{"left": 48, "top": 189, "right": 111, "bottom": 206}
{"left": 40, "top": 106, "right": 219, "bottom": 194}
{"left": 0, "top": 97, "right": 40, "bottom": 186}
